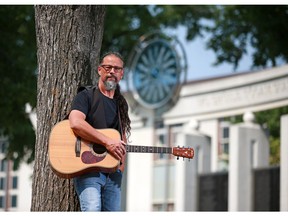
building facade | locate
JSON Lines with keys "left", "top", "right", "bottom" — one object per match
{"left": 124, "top": 64, "right": 288, "bottom": 211}
{"left": 0, "top": 136, "right": 32, "bottom": 211}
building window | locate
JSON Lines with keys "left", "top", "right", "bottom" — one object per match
{"left": 11, "top": 195, "right": 17, "bottom": 208}
{"left": 0, "top": 139, "right": 7, "bottom": 154}
{"left": 154, "top": 128, "right": 170, "bottom": 161}
{"left": 154, "top": 133, "right": 167, "bottom": 160}
{"left": 0, "top": 195, "right": 4, "bottom": 208}
{"left": 12, "top": 176, "right": 18, "bottom": 189}
{"left": 220, "top": 122, "right": 230, "bottom": 155}
{"left": 218, "top": 121, "right": 230, "bottom": 171}
{"left": 153, "top": 203, "right": 174, "bottom": 211}
{"left": 0, "top": 159, "right": 7, "bottom": 172}
{"left": 0, "top": 177, "right": 5, "bottom": 190}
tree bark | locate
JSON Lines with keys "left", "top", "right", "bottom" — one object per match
{"left": 31, "top": 5, "right": 106, "bottom": 211}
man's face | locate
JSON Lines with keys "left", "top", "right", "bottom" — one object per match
{"left": 98, "top": 54, "right": 124, "bottom": 90}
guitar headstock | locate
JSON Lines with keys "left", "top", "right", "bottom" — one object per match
{"left": 172, "top": 146, "right": 194, "bottom": 160}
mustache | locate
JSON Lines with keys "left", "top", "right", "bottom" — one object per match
{"left": 105, "top": 74, "right": 117, "bottom": 81}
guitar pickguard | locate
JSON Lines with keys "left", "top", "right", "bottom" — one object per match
{"left": 81, "top": 144, "right": 108, "bottom": 164}
{"left": 81, "top": 151, "right": 106, "bottom": 164}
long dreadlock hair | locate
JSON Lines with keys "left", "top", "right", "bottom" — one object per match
{"left": 99, "top": 51, "right": 131, "bottom": 141}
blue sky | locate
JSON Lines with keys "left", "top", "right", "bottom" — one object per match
{"left": 174, "top": 25, "right": 254, "bottom": 81}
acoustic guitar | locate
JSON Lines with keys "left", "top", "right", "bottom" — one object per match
{"left": 48, "top": 120, "right": 194, "bottom": 178}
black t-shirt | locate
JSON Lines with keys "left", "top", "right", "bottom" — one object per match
{"left": 102, "top": 94, "right": 119, "bottom": 129}
{"left": 71, "top": 88, "right": 119, "bottom": 130}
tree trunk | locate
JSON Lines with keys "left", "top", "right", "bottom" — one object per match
{"left": 31, "top": 5, "right": 106, "bottom": 211}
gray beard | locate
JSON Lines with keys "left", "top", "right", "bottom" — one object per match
{"left": 104, "top": 80, "right": 117, "bottom": 90}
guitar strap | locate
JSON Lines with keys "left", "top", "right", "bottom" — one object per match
{"left": 117, "top": 104, "right": 125, "bottom": 166}
{"left": 117, "top": 104, "right": 124, "bottom": 139}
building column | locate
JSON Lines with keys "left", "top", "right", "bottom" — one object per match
{"left": 126, "top": 125, "right": 154, "bottom": 211}
{"left": 280, "top": 114, "right": 288, "bottom": 211}
{"left": 174, "top": 119, "right": 211, "bottom": 211}
{"left": 228, "top": 111, "right": 269, "bottom": 211}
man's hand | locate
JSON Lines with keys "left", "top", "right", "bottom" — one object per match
{"left": 105, "top": 140, "right": 126, "bottom": 160}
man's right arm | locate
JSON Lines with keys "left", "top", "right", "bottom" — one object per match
{"left": 69, "top": 110, "right": 126, "bottom": 160}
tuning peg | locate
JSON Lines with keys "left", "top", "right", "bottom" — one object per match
{"left": 177, "top": 156, "right": 179, "bottom": 160}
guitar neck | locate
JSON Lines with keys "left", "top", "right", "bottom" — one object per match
{"left": 126, "top": 145, "right": 172, "bottom": 154}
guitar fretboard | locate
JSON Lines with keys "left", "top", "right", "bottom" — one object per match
{"left": 126, "top": 145, "right": 172, "bottom": 154}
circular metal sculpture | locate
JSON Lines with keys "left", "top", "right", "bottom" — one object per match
{"left": 126, "top": 31, "right": 187, "bottom": 113}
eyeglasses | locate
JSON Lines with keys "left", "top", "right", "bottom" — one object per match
{"left": 100, "top": 65, "right": 123, "bottom": 73}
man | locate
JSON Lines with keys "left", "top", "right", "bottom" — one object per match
{"left": 69, "top": 51, "right": 131, "bottom": 211}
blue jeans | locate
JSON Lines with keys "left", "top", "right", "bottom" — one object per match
{"left": 73, "top": 170, "right": 123, "bottom": 211}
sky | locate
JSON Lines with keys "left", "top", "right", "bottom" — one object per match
{"left": 173, "top": 25, "right": 254, "bottom": 82}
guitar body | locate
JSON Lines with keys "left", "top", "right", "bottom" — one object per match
{"left": 48, "top": 120, "right": 120, "bottom": 179}
{"left": 49, "top": 120, "right": 194, "bottom": 179}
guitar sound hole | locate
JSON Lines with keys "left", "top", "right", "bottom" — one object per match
{"left": 92, "top": 144, "right": 107, "bottom": 154}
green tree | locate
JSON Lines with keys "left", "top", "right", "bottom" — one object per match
{"left": 0, "top": 5, "right": 37, "bottom": 168}
{"left": 206, "top": 5, "right": 288, "bottom": 70}
{"left": 255, "top": 107, "right": 288, "bottom": 164}
{"left": 31, "top": 5, "right": 106, "bottom": 211}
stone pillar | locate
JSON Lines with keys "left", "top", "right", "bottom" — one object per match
{"left": 174, "top": 119, "right": 211, "bottom": 211}
{"left": 126, "top": 123, "right": 154, "bottom": 211}
{"left": 228, "top": 111, "right": 269, "bottom": 211}
{"left": 198, "top": 119, "right": 219, "bottom": 172}
{"left": 280, "top": 114, "right": 288, "bottom": 211}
